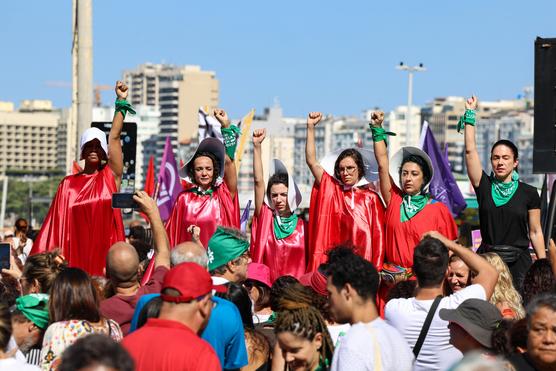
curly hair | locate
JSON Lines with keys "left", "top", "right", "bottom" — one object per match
{"left": 269, "top": 275, "right": 299, "bottom": 312}
{"left": 521, "top": 259, "right": 554, "bottom": 307}
{"left": 482, "top": 253, "right": 525, "bottom": 319}
{"left": 266, "top": 173, "right": 289, "bottom": 200}
{"left": 22, "top": 250, "right": 67, "bottom": 294}
{"left": 274, "top": 284, "right": 334, "bottom": 366}
{"left": 334, "top": 149, "right": 365, "bottom": 182}
{"left": 59, "top": 334, "right": 134, "bottom": 371}
{"left": 186, "top": 151, "right": 221, "bottom": 187}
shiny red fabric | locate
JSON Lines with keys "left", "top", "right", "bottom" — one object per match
{"left": 165, "top": 182, "right": 240, "bottom": 248}
{"left": 31, "top": 166, "right": 125, "bottom": 276}
{"left": 250, "top": 204, "right": 306, "bottom": 282}
{"left": 307, "top": 172, "right": 386, "bottom": 272}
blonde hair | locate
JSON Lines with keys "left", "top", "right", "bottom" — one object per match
{"left": 482, "top": 253, "right": 525, "bottom": 319}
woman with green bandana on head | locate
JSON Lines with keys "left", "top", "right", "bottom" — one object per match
{"left": 462, "top": 95, "right": 545, "bottom": 291}
{"left": 370, "top": 110, "right": 457, "bottom": 313}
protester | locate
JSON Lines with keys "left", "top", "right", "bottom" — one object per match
{"left": 446, "top": 255, "right": 472, "bottom": 294}
{"left": 385, "top": 232, "right": 498, "bottom": 371}
{"left": 130, "top": 294, "right": 161, "bottom": 332}
{"left": 482, "top": 252, "right": 525, "bottom": 319}
{"left": 305, "top": 112, "right": 386, "bottom": 272}
{"left": 251, "top": 129, "right": 306, "bottom": 281}
{"left": 207, "top": 226, "right": 251, "bottom": 283}
{"left": 245, "top": 263, "right": 273, "bottom": 324}
{"left": 32, "top": 81, "right": 132, "bottom": 275}
{"left": 274, "top": 284, "right": 334, "bottom": 371}
{"left": 41, "top": 268, "right": 123, "bottom": 370}
{"left": 386, "top": 280, "right": 417, "bottom": 302}
{"left": 0, "top": 303, "right": 39, "bottom": 370}
{"left": 440, "top": 298, "right": 503, "bottom": 356}
{"left": 11, "top": 294, "right": 49, "bottom": 366}
{"left": 58, "top": 334, "right": 134, "bottom": 371}
{"left": 100, "top": 191, "right": 170, "bottom": 335}
{"left": 521, "top": 258, "right": 555, "bottom": 307}
{"left": 509, "top": 293, "right": 556, "bottom": 371}
{"left": 370, "top": 111, "right": 457, "bottom": 309}
{"left": 326, "top": 246, "right": 414, "bottom": 371}
{"left": 10, "top": 218, "right": 33, "bottom": 264}
{"left": 122, "top": 262, "right": 221, "bottom": 371}
{"left": 165, "top": 109, "right": 240, "bottom": 248}
{"left": 462, "top": 95, "right": 545, "bottom": 290}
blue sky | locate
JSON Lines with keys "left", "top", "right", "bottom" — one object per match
{"left": 1, "top": 1, "right": 555, "bottom": 118}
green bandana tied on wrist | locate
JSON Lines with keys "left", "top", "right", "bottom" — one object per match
{"left": 114, "top": 99, "right": 136, "bottom": 120}
{"left": 273, "top": 213, "right": 298, "bottom": 240}
{"left": 370, "top": 125, "right": 396, "bottom": 145}
{"left": 207, "top": 226, "right": 250, "bottom": 271}
{"left": 221, "top": 125, "right": 241, "bottom": 160}
{"left": 490, "top": 171, "right": 519, "bottom": 207}
{"left": 457, "top": 109, "right": 476, "bottom": 133}
{"left": 15, "top": 294, "right": 50, "bottom": 330}
{"left": 400, "top": 194, "right": 430, "bottom": 222}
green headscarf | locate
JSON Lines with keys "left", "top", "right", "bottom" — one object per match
{"left": 207, "top": 227, "right": 250, "bottom": 271}
{"left": 15, "top": 294, "right": 49, "bottom": 330}
{"left": 491, "top": 171, "right": 519, "bottom": 207}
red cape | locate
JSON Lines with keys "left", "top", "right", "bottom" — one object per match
{"left": 165, "top": 182, "right": 240, "bottom": 248}
{"left": 31, "top": 166, "right": 125, "bottom": 276}
{"left": 307, "top": 172, "right": 386, "bottom": 272}
{"left": 251, "top": 204, "right": 306, "bottom": 282}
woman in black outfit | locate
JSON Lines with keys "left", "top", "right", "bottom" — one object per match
{"left": 462, "top": 95, "right": 545, "bottom": 290}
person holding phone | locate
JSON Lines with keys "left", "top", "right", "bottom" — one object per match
{"left": 10, "top": 218, "right": 33, "bottom": 264}
{"left": 31, "top": 81, "right": 132, "bottom": 275}
{"left": 165, "top": 109, "right": 240, "bottom": 248}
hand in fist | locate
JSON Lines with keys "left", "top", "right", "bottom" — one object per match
{"left": 253, "top": 129, "right": 266, "bottom": 146}
{"left": 307, "top": 112, "right": 323, "bottom": 127}
{"left": 371, "top": 110, "right": 385, "bottom": 127}
{"left": 465, "top": 96, "right": 478, "bottom": 110}
{"left": 214, "top": 109, "right": 230, "bottom": 128}
{"left": 187, "top": 225, "right": 201, "bottom": 243}
{"left": 115, "top": 81, "right": 128, "bottom": 100}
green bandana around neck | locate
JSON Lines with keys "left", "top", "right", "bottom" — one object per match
{"left": 114, "top": 99, "right": 136, "bottom": 119}
{"left": 400, "top": 193, "right": 430, "bottom": 222}
{"left": 188, "top": 186, "right": 214, "bottom": 197}
{"left": 15, "top": 293, "right": 49, "bottom": 329}
{"left": 273, "top": 213, "right": 298, "bottom": 240}
{"left": 221, "top": 125, "right": 241, "bottom": 160}
{"left": 207, "top": 227, "right": 249, "bottom": 271}
{"left": 490, "top": 171, "right": 519, "bottom": 207}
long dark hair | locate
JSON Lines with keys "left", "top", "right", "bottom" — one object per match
{"left": 49, "top": 268, "right": 101, "bottom": 323}
{"left": 186, "top": 151, "right": 221, "bottom": 187}
{"left": 334, "top": 149, "right": 365, "bottom": 181}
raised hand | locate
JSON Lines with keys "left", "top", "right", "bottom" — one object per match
{"left": 253, "top": 129, "right": 266, "bottom": 146}
{"left": 187, "top": 225, "right": 201, "bottom": 243}
{"left": 465, "top": 95, "right": 478, "bottom": 110}
{"left": 133, "top": 191, "right": 158, "bottom": 217}
{"left": 371, "top": 110, "right": 385, "bottom": 127}
{"left": 214, "top": 108, "right": 230, "bottom": 128}
{"left": 307, "top": 112, "right": 323, "bottom": 128}
{"left": 115, "top": 81, "right": 129, "bottom": 100}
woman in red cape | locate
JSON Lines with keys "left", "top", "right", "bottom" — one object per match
{"left": 250, "top": 129, "right": 305, "bottom": 282}
{"left": 370, "top": 110, "right": 457, "bottom": 312}
{"left": 305, "top": 112, "right": 386, "bottom": 272}
{"left": 31, "top": 81, "right": 129, "bottom": 275}
{"left": 165, "top": 109, "right": 239, "bottom": 248}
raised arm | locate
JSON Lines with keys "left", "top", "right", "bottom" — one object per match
{"left": 134, "top": 191, "right": 170, "bottom": 269}
{"left": 529, "top": 209, "right": 546, "bottom": 259}
{"left": 214, "top": 109, "right": 238, "bottom": 199}
{"left": 252, "top": 129, "right": 267, "bottom": 217}
{"left": 425, "top": 231, "right": 498, "bottom": 300}
{"left": 109, "top": 81, "right": 128, "bottom": 190}
{"left": 370, "top": 111, "right": 393, "bottom": 205}
{"left": 463, "top": 96, "right": 483, "bottom": 188}
{"left": 305, "top": 112, "right": 324, "bottom": 185}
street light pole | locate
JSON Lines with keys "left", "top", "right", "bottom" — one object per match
{"left": 396, "top": 62, "right": 426, "bottom": 146}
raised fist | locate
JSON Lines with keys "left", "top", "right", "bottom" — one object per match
{"left": 371, "top": 110, "right": 385, "bottom": 127}
{"left": 465, "top": 96, "right": 478, "bottom": 111}
{"left": 252, "top": 129, "right": 266, "bottom": 145}
{"left": 214, "top": 109, "right": 230, "bottom": 128}
{"left": 115, "top": 81, "right": 128, "bottom": 100}
{"left": 307, "top": 112, "right": 323, "bottom": 127}
{"left": 187, "top": 225, "right": 201, "bottom": 243}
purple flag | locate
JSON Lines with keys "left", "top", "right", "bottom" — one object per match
{"left": 156, "top": 137, "right": 182, "bottom": 221}
{"left": 420, "top": 122, "right": 467, "bottom": 216}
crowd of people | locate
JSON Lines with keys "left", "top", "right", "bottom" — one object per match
{"left": 0, "top": 84, "right": 555, "bottom": 371}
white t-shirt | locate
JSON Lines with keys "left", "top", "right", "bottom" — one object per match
{"left": 331, "top": 318, "right": 414, "bottom": 371}
{"left": 327, "top": 323, "right": 351, "bottom": 347}
{"left": 0, "top": 358, "right": 40, "bottom": 370}
{"left": 384, "top": 284, "right": 487, "bottom": 371}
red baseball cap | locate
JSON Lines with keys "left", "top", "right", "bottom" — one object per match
{"left": 161, "top": 262, "right": 226, "bottom": 303}
{"left": 299, "top": 270, "right": 328, "bottom": 297}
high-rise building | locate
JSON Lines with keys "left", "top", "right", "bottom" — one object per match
{"left": 382, "top": 105, "right": 421, "bottom": 155}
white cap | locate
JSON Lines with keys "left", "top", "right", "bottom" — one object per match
{"left": 320, "top": 147, "right": 379, "bottom": 187}
{"left": 264, "top": 159, "right": 302, "bottom": 212}
{"left": 389, "top": 146, "right": 434, "bottom": 193}
{"left": 180, "top": 137, "right": 226, "bottom": 186}
{"left": 80, "top": 127, "right": 108, "bottom": 160}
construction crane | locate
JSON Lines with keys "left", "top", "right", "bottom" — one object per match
{"left": 45, "top": 81, "right": 113, "bottom": 107}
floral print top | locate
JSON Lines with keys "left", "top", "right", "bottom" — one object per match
{"left": 40, "top": 319, "right": 123, "bottom": 370}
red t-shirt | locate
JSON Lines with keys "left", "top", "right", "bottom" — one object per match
{"left": 123, "top": 318, "right": 221, "bottom": 371}
{"left": 385, "top": 185, "right": 457, "bottom": 268}
{"left": 100, "top": 266, "right": 168, "bottom": 335}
